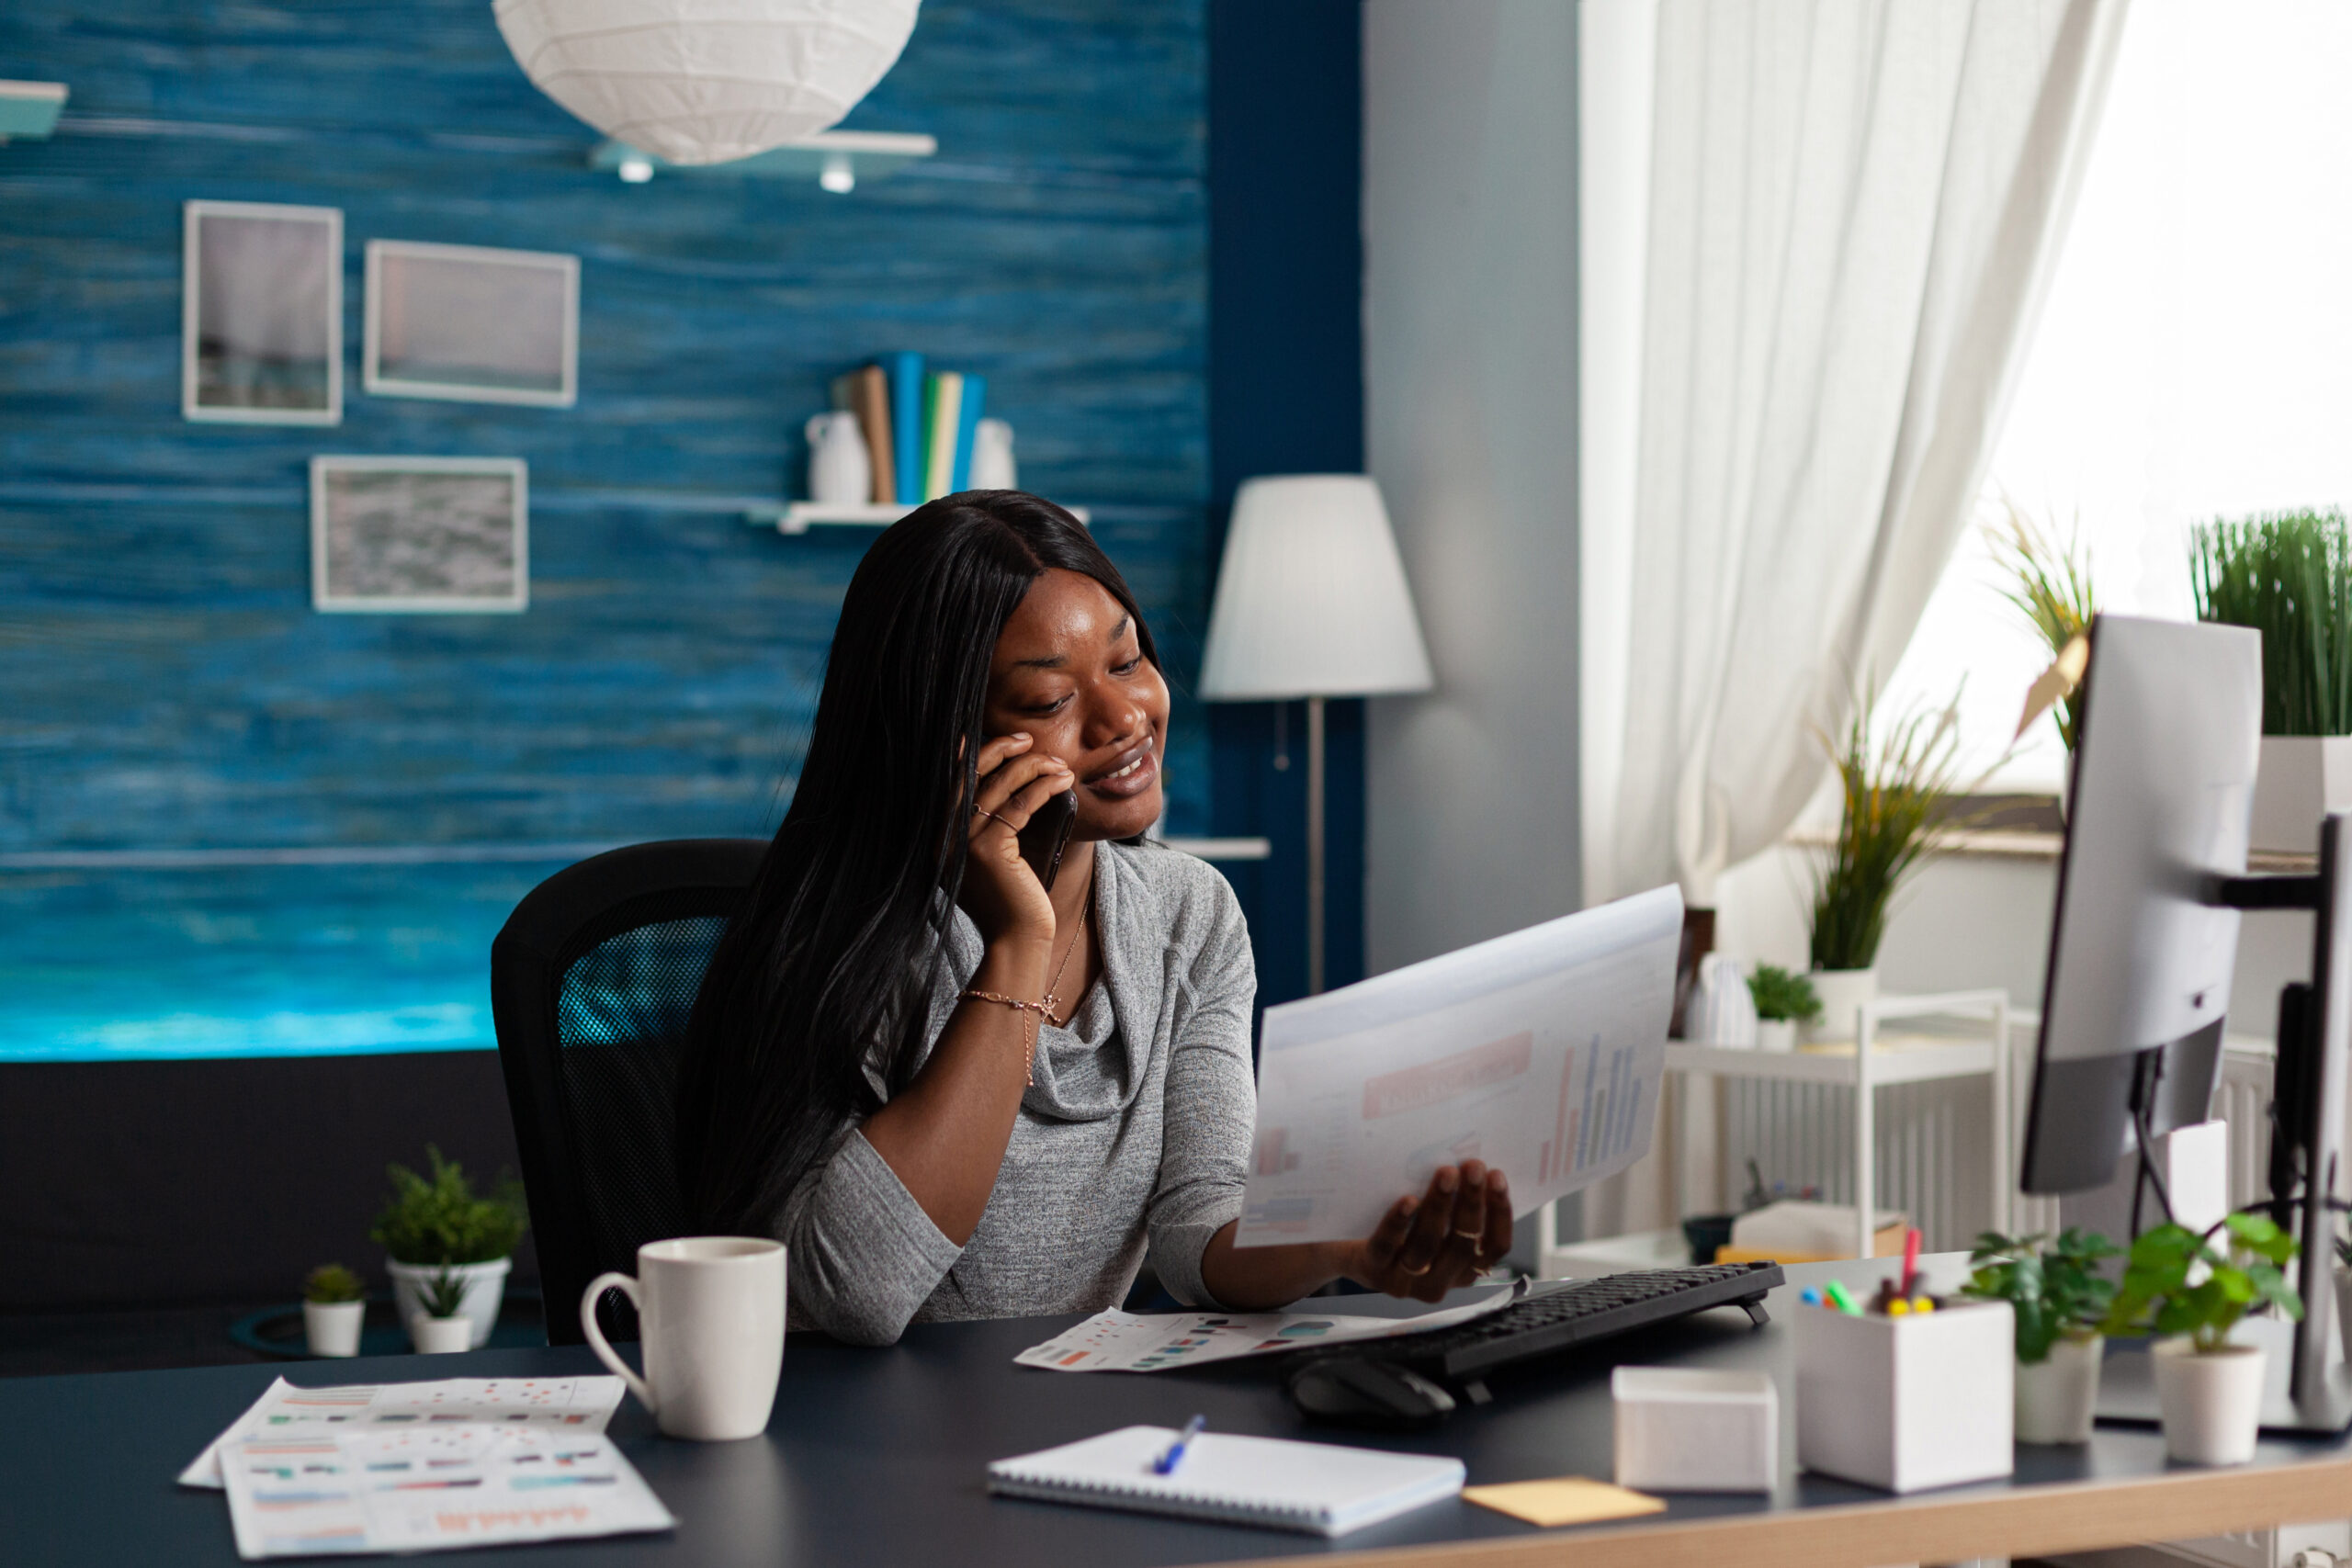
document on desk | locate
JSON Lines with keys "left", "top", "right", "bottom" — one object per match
{"left": 1015, "top": 1281, "right": 1525, "bottom": 1373}
{"left": 1236, "top": 886, "right": 1682, "bottom": 1247}
{"left": 218, "top": 1424, "right": 673, "bottom": 1559}
{"left": 180, "top": 1376, "right": 627, "bottom": 1490}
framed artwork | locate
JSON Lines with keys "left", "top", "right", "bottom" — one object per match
{"left": 183, "top": 201, "right": 344, "bottom": 424}
{"left": 364, "top": 241, "right": 578, "bottom": 406}
{"left": 310, "top": 457, "right": 528, "bottom": 614}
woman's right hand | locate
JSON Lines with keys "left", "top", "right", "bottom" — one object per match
{"left": 959, "top": 732, "right": 1073, "bottom": 949}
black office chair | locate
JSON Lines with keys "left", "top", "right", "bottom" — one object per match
{"left": 491, "top": 838, "right": 766, "bottom": 1345}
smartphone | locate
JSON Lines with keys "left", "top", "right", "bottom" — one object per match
{"left": 1017, "top": 788, "right": 1079, "bottom": 891}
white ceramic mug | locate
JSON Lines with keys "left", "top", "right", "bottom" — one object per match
{"left": 582, "top": 1236, "right": 786, "bottom": 1441}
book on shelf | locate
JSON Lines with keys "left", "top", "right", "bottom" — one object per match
{"left": 950, "top": 373, "right": 986, "bottom": 491}
{"left": 922, "top": 370, "right": 962, "bottom": 501}
{"left": 885, "top": 351, "right": 925, "bottom": 507}
{"left": 844, "top": 364, "right": 895, "bottom": 505}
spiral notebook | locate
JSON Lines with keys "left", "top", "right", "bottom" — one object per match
{"left": 986, "top": 1426, "right": 1465, "bottom": 1538}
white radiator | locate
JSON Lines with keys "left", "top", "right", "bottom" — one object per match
{"left": 1710, "top": 1039, "right": 2276, "bottom": 1255}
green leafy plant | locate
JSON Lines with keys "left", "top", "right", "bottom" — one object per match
{"left": 1962, "top": 1229, "right": 2120, "bottom": 1363}
{"left": 1989, "top": 504, "right": 2097, "bottom": 751}
{"left": 417, "top": 1266, "right": 470, "bottom": 1321}
{"left": 303, "top": 1263, "right": 365, "bottom": 1305}
{"left": 2192, "top": 507, "right": 2352, "bottom": 736}
{"left": 369, "top": 1145, "right": 526, "bottom": 1267}
{"left": 2100, "top": 1213, "right": 2302, "bottom": 1355}
{"left": 1747, "top": 964, "right": 1822, "bottom": 1024}
{"left": 1809, "top": 687, "right": 1968, "bottom": 973}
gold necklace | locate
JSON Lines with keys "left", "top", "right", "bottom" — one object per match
{"left": 1040, "top": 862, "right": 1095, "bottom": 1029}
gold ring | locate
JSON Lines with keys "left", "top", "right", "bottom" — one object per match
{"left": 977, "top": 809, "right": 1011, "bottom": 829}
{"left": 1451, "top": 1227, "right": 1481, "bottom": 1240}
{"left": 1397, "top": 1257, "right": 1434, "bottom": 1277}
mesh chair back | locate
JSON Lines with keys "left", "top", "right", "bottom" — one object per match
{"left": 492, "top": 839, "right": 765, "bottom": 1345}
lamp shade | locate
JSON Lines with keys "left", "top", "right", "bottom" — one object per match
{"left": 494, "top": 0, "right": 921, "bottom": 168}
{"left": 1198, "top": 475, "right": 1435, "bottom": 701}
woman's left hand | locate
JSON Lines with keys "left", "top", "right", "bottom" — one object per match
{"left": 1342, "top": 1161, "right": 1512, "bottom": 1303}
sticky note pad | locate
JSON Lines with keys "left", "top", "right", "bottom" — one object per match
{"left": 1461, "top": 1476, "right": 1667, "bottom": 1529}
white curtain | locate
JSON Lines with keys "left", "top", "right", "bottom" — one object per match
{"left": 1582, "top": 0, "right": 2131, "bottom": 912}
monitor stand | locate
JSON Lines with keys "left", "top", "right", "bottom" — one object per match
{"left": 2093, "top": 814, "right": 2352, "bottom": 1437}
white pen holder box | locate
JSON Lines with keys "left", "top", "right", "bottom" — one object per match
{"left": 1612, "top": 1367, "right": 1778, "bottom": 1493}
{"left": 1794, "top": 1300, "right": 2014, "bottom": 1494}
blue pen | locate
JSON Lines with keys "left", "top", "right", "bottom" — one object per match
{"left": 1152, "top": 1415, "right": 1207, "bottom": 1475}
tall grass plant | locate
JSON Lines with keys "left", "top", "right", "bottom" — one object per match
{"left": 2192, "top": 507, "right": 2352, "bottom": 736}
{"left": 1809, "top": 689, "right": 1967, "bottom": 973}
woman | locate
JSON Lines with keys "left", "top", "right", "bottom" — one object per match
{"left": 675, "top": 491, "right": 1510, "bottom": 1345}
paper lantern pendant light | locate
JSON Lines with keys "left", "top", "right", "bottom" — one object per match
{"left": 494, "top": 0, "right": 922, "bottom": 167}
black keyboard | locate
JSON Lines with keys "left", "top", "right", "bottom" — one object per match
{"left": 1367, "top": 1262, "right": 1784, "bottom": 1382}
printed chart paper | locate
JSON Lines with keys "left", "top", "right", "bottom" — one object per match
{"left": 219, "top": 1423, "right": 672, "bottom": 1559}
{"left": 182, "top": 1376, "right": 626, "bottom": 1490}
{"left": 1238, "top": 886, "right": 1682, "bottom": 1247}
{"left": 1014, "top": 1283, "right": 1525, "bottom": 1373}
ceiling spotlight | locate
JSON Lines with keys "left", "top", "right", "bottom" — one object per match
{"left": 617, "top": 154, "right": 655, "bottom": 184}
{"left": 819, "top": 152, "right": 855, "bottom": 194}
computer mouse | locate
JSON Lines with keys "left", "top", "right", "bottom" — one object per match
{"left": 1284, "top": 1356, "right": 1458, "bottom": 1430}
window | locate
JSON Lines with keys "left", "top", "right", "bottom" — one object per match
{"left": 1883, "top": 0, "right": 2352, "bottom": 791}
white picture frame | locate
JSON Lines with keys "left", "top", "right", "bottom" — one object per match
{"left": 364, "top": 241, "right": 579, "bottom": 406}
{"left": 183, "top": 200, "right": 344, "bottom": 424}
{"left": 310, "top": 457, "right": 528, "bottom": 615}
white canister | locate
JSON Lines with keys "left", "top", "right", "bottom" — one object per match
{"left": 1612, "top": 1366, "right": 1777, "bottom": 1492}
{"left": 970, "top": 418, "right": 1017, "bottom": 491}
{"left": 2013, "top": 1333, "right": 2102, "bottom": 1445}
{"left": 386, "top": 1257, "right": 510, "bottom": 1350}
{"left": 806, "top": 411, "right": 874, "bottom": 505}
{"left": 2152, "top": 1338, "right": 2267, "bottom": 1466}
{"left": 304, "top": 1299, "right": 366, "bottom": 1359}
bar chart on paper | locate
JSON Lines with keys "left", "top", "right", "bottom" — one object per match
{"left": 1236, "top": 887, "right": 1681, "bottom": 1247}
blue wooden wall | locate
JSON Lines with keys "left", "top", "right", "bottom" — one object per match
{"left": 0, "top": 0, "right": 1214, "bottom": 1057}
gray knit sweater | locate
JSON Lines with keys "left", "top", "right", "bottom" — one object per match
{"left": 763, "top": 840, "right": 1257, "bottom": 1346}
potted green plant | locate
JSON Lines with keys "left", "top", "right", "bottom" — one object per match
{"left": 302, "top": 1263, "right": 367, "bottom": 1359}
{"left": 2099, "top": 1213, "right": 2301, "bottom": 1465}
{"left": 410, "top": 1267, "right": 475, "bottom": 1355}
{"left": 370, "top": 1145, "right": 527, "bottom": 1351}
{"left": 1746, "top": 965, "right": 1820, "bottom": 1054}
{"left": 2193, "top": 507, "right": 2352, "bottom": 853}
{"left": 1991, "top": 505, "right": 2096, "bottom": 758}
{"left": 1806, "top": 689, "right": 1964, "bottom": 1040}
{"left": 1961, "top": 1228, "right": 2118, "bottom": 1443}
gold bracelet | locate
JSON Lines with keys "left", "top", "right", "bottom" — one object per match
{"left": 959, "top": 989, "right": 1042, "bottom": 1085}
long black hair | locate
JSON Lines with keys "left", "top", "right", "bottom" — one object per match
{"left": 674, "top": 491, "right": 1159, "bottom": 1231}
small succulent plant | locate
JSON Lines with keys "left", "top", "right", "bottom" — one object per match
{"left": 303, "top": 1263, "right": 366, "bottom": 1305}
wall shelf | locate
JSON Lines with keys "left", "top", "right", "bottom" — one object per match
{"left": 591, "top": 130, "right": 937, "bottom": 190}
{"left": 747, "top": 502, "right": 1090, "bottom": 535}
{"left": 0, "top": 81, "right": 66, "bottom": 142}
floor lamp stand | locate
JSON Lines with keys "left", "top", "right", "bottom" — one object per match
{"left": 1306, "top": 694, "right": 1325, "bottom": 996}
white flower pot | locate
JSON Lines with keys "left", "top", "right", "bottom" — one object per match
{"left": 2152, "top": 1337, "right": 2267, "bottom": 1465}
{"left": 2250, "top": 736, "right": 2352, "bottom": 855}
{"left": 1804, "top": 967, "right": 1879, "bottom": 1043}
{"left": 386, "top": 1257, "right": 510, "bottom": 1350}
{"left": 303, "top": 1299, "right": 366, "bottom": 1359}
{"left": 411, "top": 1315, "right": 474, "bottom": 1355}
{"left": 1756, "top": 1019, "right": 1798, "bottom": 1054}
{"left": 2014, "top": 1333, "right": 2101, "bottom": 1444}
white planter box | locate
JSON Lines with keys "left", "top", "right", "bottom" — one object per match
{"left": 1795, "top": 1300, "right": 2014, "bottom": 1493}
{"left": 386, "top": 1257, "right": 510, "bottom": 1350}
{"left": 2250, "top": 736, "right": 2352, "bottom": 855}
{"left": 1612, "top": 1366, "right": 1777, "bottom": 1493}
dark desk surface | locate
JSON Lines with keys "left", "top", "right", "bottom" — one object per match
{"left": 8, "top": 1257, "right": 2352, "bottom": 1568}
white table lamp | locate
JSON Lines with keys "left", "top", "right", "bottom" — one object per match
{"left": 1200, "top": 475, "right": 1434, "bottom": 992}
